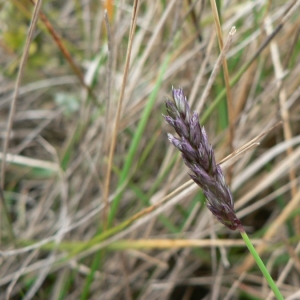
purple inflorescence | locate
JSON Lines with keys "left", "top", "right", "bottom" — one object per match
{"left": 165, "top": 87, "right": 241, "bottom": 230}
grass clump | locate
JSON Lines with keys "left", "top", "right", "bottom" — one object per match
{"left": 1, "top": 1, "right": 300, "bottom": 299}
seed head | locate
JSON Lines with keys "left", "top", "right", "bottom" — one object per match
{"left": 165, "top": 87, "right": 241, "bottom": 230}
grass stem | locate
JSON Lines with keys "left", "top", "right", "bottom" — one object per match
{"left": 239, "top": 227, "right": 284, "bottom": 300}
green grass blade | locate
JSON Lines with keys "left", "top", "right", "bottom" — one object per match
{"left": 108, "top": 54, "right": 171, "bottom": 226}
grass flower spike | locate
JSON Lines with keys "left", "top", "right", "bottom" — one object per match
{"left": 164, "top": 87, "right": 284, "bottom": 300}
{"left": 165, "top": 87, "right": 241, "bottom": 230}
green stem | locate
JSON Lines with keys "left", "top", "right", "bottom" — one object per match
{"left": 239, "top": 228, "right": 284, "bottom": 300}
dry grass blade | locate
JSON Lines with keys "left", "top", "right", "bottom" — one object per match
{"left": 0, "top": 153, "right": 59, "bottom": 174}
{"left": 219, "top": 122, "right": 282, "bottom": 166}
{"left": 103, "top": 0, "right": 140, "bottom": 228}
{"left": 27, "top": 0, "right": 95, "bottom": 99}
{"left": 108, "top": 238, "right": 266, "bottom": 249}
{"left": 1, "top": 0, "right": 42, "bottom": 245}
{"left": 210, "top": 0, "right": 235, "bottom": 185}
{"left": 198, "top": 27, "right": 236, "bottom": 113}
{"left": 1, "top": 0, "right": 42, "bottom": 186}
{"left": 265, "top": 15, "right": 299, "bottom": 234}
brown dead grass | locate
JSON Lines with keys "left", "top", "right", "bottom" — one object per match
{"left": 0, "top": 0, "right": 300, "bottom": 299}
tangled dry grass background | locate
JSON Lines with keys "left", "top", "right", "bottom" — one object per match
{"left": 0, "top": 0, "right": 300, "bottom": 299}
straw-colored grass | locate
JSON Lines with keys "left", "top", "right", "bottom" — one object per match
{"left": 1, "top": 0, "right": 300, "bottom": 299}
